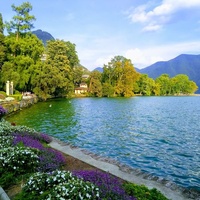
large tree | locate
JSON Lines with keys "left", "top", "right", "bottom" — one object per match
{"left": 1, "top": 33, "right": 44, "bottom": 92}
{"left": 102, "top": 56, "right": 139, "bottom": 97}
{"left": 0, "top": 13, "right": 6, "bottom": 70}
{"left": 32, "top": 39, "right": 78, "bottom": 99}
{"left": 88, "top": 70, "right": 102, "bottom": 97}
{"left": 155, "top": 74, "right": 171, "bottom": 95}
{"left": 5, "top": 2, "right": 36, "bottom": 41}
{"left": 0, "top": 13, "right": 4, "bottom": 34}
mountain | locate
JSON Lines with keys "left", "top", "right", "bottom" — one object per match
{"left": 32, "top": 29, "right": 55, "bottom": 45}
{"left": 139, "top": 54, "right": 200, "bottom": 93}
{"left": 93, "top": 67, "right": 103, "bottom": 72}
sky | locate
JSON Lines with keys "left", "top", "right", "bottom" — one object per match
{"left": 1, "top": 0, "right": 200, "bottom": 71}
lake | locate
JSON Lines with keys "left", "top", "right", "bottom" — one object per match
{"left": 6, "top": 96, "right": 200, "bottom": 191}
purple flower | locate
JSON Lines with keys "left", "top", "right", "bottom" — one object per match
{"left": 0, "top": 105, "right": 7, "bottom": 117}
{"left": 39, "top": 133, "right": 52, "bottom": 143}
{"left": 12, "top": 133, "right": 66, "bottom": 172}
{"left": 73, "top": 170, "right": 137, "bottom": 200}
{"left": 38, "top": 148, "right": 66, "bottom": 172}
{"left": 13, "top": 134, "right": 44, "bottom": 150}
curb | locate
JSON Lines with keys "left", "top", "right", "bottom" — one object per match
{"left": 0, "top": 187, "right": 10, "bottom": 200}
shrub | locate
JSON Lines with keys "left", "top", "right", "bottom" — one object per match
{"left": 73, "top": 170, "right": 137, "bottom": 200}
{"left": 12, "top": 133, "right": 65, "bottom": 172}
{"left": 38, "top": 148, "right": 66, "bottom": 172}
{"left": 9, "top": 94, "right": 23, "bottom": 101}
{"left": 0, "top": 146, "right": 39, "bottom": 189}
{"left": 0, "top": 146, "right": 39, "bottom": 175}
{"left": 15, "top": 170, "right": 100, "bottom": 200}
{"left": 0, "top": 120, "right": 38, "bottom": 136}
{"left": 0, "top": 105, "right": 7, "bottom": 119}
{"left": 123, "top": 183, "right": 169, "bottom": 200}
{"left": 0, "top": 120, "right": 52, "bottom": 144}
{"left": 0, "top": 135, "right": 14, "bottom": 148}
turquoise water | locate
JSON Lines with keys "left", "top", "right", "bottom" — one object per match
{"left": 6, "top": 97, "right": 200, "bottom": 190}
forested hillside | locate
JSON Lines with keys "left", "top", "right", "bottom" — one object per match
{"left": 139, "top": 54, "right": 200, "bottom": 93}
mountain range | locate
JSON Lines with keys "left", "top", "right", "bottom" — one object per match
{"left": 138, "top": 54, "right": 200, "bottom": 93}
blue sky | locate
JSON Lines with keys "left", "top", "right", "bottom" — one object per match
{"left": 1, "top": 0, "right": 200, "bottom": 70}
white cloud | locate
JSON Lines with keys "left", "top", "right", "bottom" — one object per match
{"left": 124, "top": 41, "right": 200, "bottom": 68}
{"left": 95, "top": 55, "right": 114, "bottom": 67}
{"left": 142, "top": 24, "right": 162, "bottom": 32}
{"left": 128, "top": 0, "right": 200, "bottom": 32}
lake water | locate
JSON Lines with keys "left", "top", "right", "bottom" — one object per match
{"left": 6, "top": 96, "right": 200, "bottom": 191}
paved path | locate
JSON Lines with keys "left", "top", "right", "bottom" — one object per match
{"left": 50, "top": 139, "right": 196, "bottom": 200}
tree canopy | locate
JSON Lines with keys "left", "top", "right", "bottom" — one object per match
{"left": 0, "top": 2, "right": 198, "bottom": 99}
{"left": 5, "top": 2, "right": 36, "bottom": 41}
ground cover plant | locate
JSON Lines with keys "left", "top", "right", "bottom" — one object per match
{"left": 0, "top": 120, "right": 169, "bottom": 199}
{"left": 0, "top": 105, "right": 7, "bottom": 119}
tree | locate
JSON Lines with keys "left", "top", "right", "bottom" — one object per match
{"left": 1, "top": 33, "right": 44, "bottom": 92}
{"left": 5, "top": 2, "right": 36, "bottom": 40}
{"left": 135, "top": 74, "right": 157, "bottom": 96}
{"left": 171, "top": 74, "right": 198, "bottom": 94}
{"left": 0, "top": 13, "right": 4, "bottom": 34}
{"left": 155, "top": 74, "right": 171, "bottom": 95}
{"left": 65, "top": 41, "right": 79, "bottom": 68}
{"left": 32, "top": 39, "right": 75, "bottom": 99}
{"left": 0, "top": 33, "right": 6, "bottom": 70}
{"left": 102, "top": 56, "right": 140, "bottom": 97}
{"left": 0, "top": 13, "right": 6, "bottom": 70}
{"left": 88, "top": 71, "right": 102, "bottom": 97}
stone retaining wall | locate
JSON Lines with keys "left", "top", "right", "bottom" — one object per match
{"left": 0, "top": 95, "right": 38, "bottom": 114}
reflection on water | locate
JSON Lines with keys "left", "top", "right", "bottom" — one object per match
{"left": 6, "top": 97, "right": 200, "bottom": 190}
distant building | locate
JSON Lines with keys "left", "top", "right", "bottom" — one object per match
{"left": 75, "top": 83, "right": 88, "bottom": 95}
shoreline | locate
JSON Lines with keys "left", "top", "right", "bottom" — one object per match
{"left": 49, "top": 137, "right": 199, "bottom": 200}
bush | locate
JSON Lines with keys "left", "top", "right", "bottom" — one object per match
{"left": 9, "top": 94, "right": 23, "bottom": 101}
{"left": 123, "top": 183, "right": 169, "bottom": 200}
{"left": 0, "top": 105, "right": 7, "bottom": 119}
{"left": 12, "top": 133, "right": 64, "bottom": 172}
{"left": 15, "top": 170, "right": 100, "bottom": 200}
{"left": 73, "top": 170, "right": 136, "bottom": 200}
{"left": 0, "top": 146, "right": 39, "bottom": 189}
{"left": 0, "top": 146, "right": 39, "bottom": 175}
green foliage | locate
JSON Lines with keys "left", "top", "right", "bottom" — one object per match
{"left": 15, "top": 170, "right": 100, "bottom": 200}
{"left": 102, "top": 56, "right": 140, "bottom": 97}
{"left": 0, "top": 91, "right": 6, "bottom": 96}
{"left": 0, "top": 13, "right": 3, "bottom": 34}
{"left": 32, "top": 39, "right": 78, "bottom": 100}
{"left": 5, "top": 2, "right": 36, "bottom": 40}
{"left": 88, "top": 70, "right": 102, "bottom": 97}
{"left": 123, "top": 183, "right": 169, "bottom": 200}
{"left": 135, "top": 74, "right": 158, "bottom": 96}
{"left": 1, "top": 33, "right": 44, "bottom": 92}
{"left": 9, "top": 94, "right": 22, "bottom": 100}
{"left": 155, "top": 74, "right": 198, "bottom": 95}
{"left": 0, "top": 146, "right": 39, "bottom": 174}
{"left": 0, "top": 169, "right": 17, "bottom": 189}
{"left": 0, "top": 120, "right": 38, "bottom": 136}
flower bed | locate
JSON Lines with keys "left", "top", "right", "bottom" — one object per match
{"left": 0, "top": 120, "right": 168, "bottom": 200}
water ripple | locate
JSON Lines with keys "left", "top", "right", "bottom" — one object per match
{"left": 6, "top": 96, "right": 200, "bottom": 192}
